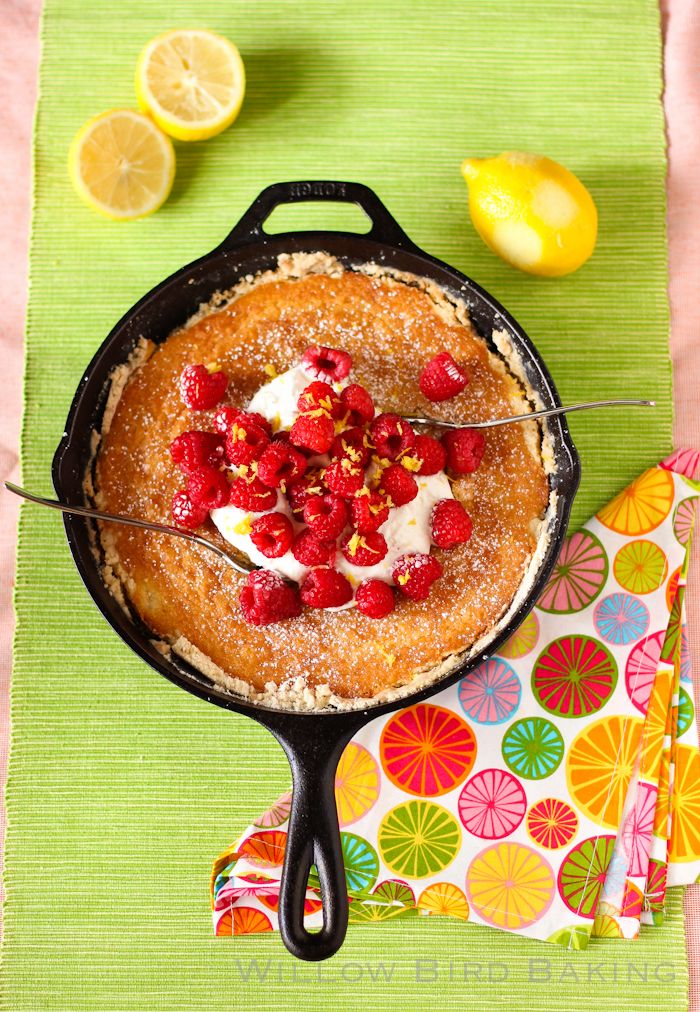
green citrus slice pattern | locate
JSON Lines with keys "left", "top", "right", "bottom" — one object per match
{"left": 466, "top": 842, "right": 555, "bottom": 930}
{"left": 613, "top": 539, "right": 668, "bottom": 595}
{"left": 372, "top": 879, "right": 416, "bottom": 907}
{"left": 660, "top": 585, "right": 684, "bottom": 665}
{"left": 501, "top": 717, "right": 565, "bottom": 780}
{"left": 378, "top": 800, "right": 461, "bottom": 879}
{"left": 678, "top": 687, "right": 694, "bottom": 738}
{"left": 537, "top": 529, "right": 608, "bottom": 613}
{"left": 532, "top": 634, "right": 617, "bottom": 718}
{"left": 499, "top": 611, "right": 540, "bottom": 659}
{"left": 558, "top": 835, "right": 616, "bottom": 918}
{"left": 379, "top": 703, "right": 476, "bottom": 796}
{"left": 566, "top": 715, "right": 643, "bottom": 827}
{"left": 547, "top": 925, "right": 591, "bottom": 950}
{"left": 348, "top": 900, "right": 412, "bottom": 923}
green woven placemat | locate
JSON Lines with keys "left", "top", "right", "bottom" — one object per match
{"left": 5, "top": 1, "right": 681, "bottom": 1009}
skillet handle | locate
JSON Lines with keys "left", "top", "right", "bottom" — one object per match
{"left": 218, "top": 180, "right": 417, "bottom": 251}
{"left": 267, "top": 718, "right": 363, "bottom": 961}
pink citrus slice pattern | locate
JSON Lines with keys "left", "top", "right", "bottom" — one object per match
{"left": 673, "top": 497, "right": 697, "bottom": 547}
{"left": 593, "top": 593, "right": 649, "bottom": 646}
{"left": 620, "top": 880, "right": 643, "bottom": 919}
{"left": 498, "top": 611, "right": 539, "bottom": 659}
{"left": 558, "top": 835, "right": 616, "bottom": 918}
{"left": 379, "top": 703, "right": 476, "bottom": 796}
{"left": 681, "top": 624, "right": 692, "bottom": 682}
{"left": 526, "top": 797, "right": 578, "bottom": 850}
{"left": 335, "top": 742, "right": 380, "bottom": 827}
{"left": 644, "top": 858, "right": 667, "bottom": 912}
{"left": 625, "top": 630, "right": 667, "bottom": 714}
{"left": 661, "top": 447, "right": 700, "bottom": 479}
{"left": 418, "top": 882, "right": 470, "bottom": 920}
{"left": 458, "top": 658, "right": 521, "bottom": 725}
{"left": 466, "top": 842, "right": 555, "bottom": 930}
{"left": 536, "top": 529, "right": 608, "bottom": 613}
{"left": 613, "top": 539, "right": 668, "bottom": 595}
{"left": 596, "top": 468, "right": 675, "bottom": 536}
{"left": 666, "top": 566, "right": 681, "bottom": 612}
{"left": 621, "top": 781, "right": 657, "bottom": 877}
{"left": 457, "top": 769, "right": 526, "bottom": 839}
{"left": 532, "top": 634, "right": 617, "bottom": 718}
{"left": 253, "top": 791, "right": 292, "bottom": 829}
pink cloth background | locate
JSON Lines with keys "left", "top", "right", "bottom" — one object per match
{"left": 0, "top": 0, "right": 698, "bottom": 995}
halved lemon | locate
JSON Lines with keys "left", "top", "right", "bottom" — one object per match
{"left": 461, "top": 152, "right": 598, "bottom": 277}
{"left": 135, "top": 29, "right": 245, "bottom": 142}
{"left": 69, "top": 109, "right": 176, "bottom": 220}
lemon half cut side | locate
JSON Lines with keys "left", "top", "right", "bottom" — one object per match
{"left": 136, "top": 29, "right": 246, "bottom": 142}
{"left": 69, "top": 109, "right": 176, "bottom": 220}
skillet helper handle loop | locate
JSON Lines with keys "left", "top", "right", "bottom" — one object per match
{"left": 275, "top": 728, "right": 356, "bottom": 961}
{"left": 218, "top": 179, "right": 417, "bottom": 251}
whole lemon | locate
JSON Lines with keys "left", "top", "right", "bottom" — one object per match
{"left": 461, "top": 152, "right": 598, "bottom": 277}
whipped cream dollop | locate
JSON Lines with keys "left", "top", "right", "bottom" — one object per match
{"left": 210, "top": 365, "right": 454, "bottom": 603}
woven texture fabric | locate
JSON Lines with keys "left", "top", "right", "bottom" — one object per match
{"left": 4, "top": 0, "right": 683, "bottom": 1008}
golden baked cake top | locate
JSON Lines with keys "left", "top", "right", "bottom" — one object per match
{"left": 93, "top": 253, "right": 553, "bottom": 710}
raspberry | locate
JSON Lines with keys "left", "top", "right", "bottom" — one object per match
{"left": 289, "top": 411, "right": 335, "bottom": 454}
{"left": 250, "top": 512, "right": 294, "bottom": 558}
{"left": 413, "top": 434, "right": 447, "bottom": 475}
{"left": 179, "top": 363, "right": 228, "bottom": 410}
{"left": 169, "top": 430, "right": 224, "bottom": 474}
{"left": 303, "top": 493, "right": 348, "bottom": 540}
{"left": 225, "top": 421, "right": 270, "bottom": 467}
{"left": 341, "top": 530, "right": 388, "bottom": 567}
{"left": 431, "top": 499, "right": 473, "bottom": 548}
{"left": 301, "top": 345, "right": 352, "bottom": 383}
{"left": 234, "top": 410, "right": 273, "bottom": 436}
{"left": 300, "top": 568, "right": 353, "bottom": 609}
{"left": 392, "top": 553, "right": 443, "bottom": 601}
{"left": 329, "top": 426, "right": 371, "bottom": 467}
{"left": 228, "top": 475, "right": 278, "bottom": 512}
{"left": 213, "top": 404, "right": 239, "bottom": 436}
{"left": 340, "top": 384, "right": 374, "bottom": 426}
{"left": 286, "top": 469, "right": 325, "bottom": 516}
{"left": 272, "top": 429, "right": 291, "bottom": 444}
{"left": 350, "top": 490, "right": 391, "bottom": 534}
{"left": 171, "top": 489, "right": 209, "bottom": 529}
{"left": 419, "top": 351, "right": 469, "bottom": 402}
{"left": 297, "top": 381, "right": 342, "bottom": 418}
{"left": 324, "top": 458, "right": 365, "bottom": 498}
{"left": 292, "top": 529, "right": 337, "bottom": 568}
{"left": 186, "top": 466, "right": 230, "bottom": 510}
{"left": 257, "top": 443, "right": 308, "bottom": 488}
{"left": 370, "top": 414, "right": 416, "bottom": 461}
{"left": 380, "top": 464, "right": 418, "bottom": 506}
{"left": 441, "top": 428, "right": 486, "bottom": 475}
{"left": 239, "top": 570, "right": 301, "bottom": 627}
{"left": 355, "top": 579, "right": 395, "bottom": 619}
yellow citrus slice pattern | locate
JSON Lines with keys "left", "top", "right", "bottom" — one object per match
{"left": 613, "top": 540, "right": 668, "bottom": 595}
{"left": 418, "top": 882, "right": 470, "bottom": 920}
{"left": 596, "top": 468, "right": 674, "bottom": 536}
{"left": 669, "top": 744, "right": 700, "bottom": 862}
{"left": 566, "top": 715, "right": 644, "bottom": 827}
{"left": 466, "top": 842, "right": 555, "bottom": 930}
{"left": 335, "top": 742, "right": 380, "bottom": 827}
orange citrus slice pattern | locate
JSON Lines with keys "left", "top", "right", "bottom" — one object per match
{"left": 566, "top": 715, "right": 644, "bottom": 827}
{"left": 380, "top": 703, "right": 476, "bottom": 796}
{"left": 237, "top": 830, "right": 287, "bottom": 867}
{"left": 466, "top": 842, "right": 555, "bottom": 930}
{"left": 596, "top": 468, "right": 674, "bottom": 536}
{"left": 669, "top": 744, "right": 700, "bottom": 863}
{"left": 418, "top": 882, "right": 470, "bottom": 920}
{"left": 335, "top": 742, "right": 380, "bottom": 827}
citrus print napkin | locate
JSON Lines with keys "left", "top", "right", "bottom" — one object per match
{"left": 211, "top": 451, "right": 700, "bottom": 948}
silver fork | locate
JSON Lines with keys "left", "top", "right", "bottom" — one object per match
{"left": 403, "top": 398, "right": 655, "bottom": 430}
{"left": 4, "top": 482, "right": 257, "bottom": 575}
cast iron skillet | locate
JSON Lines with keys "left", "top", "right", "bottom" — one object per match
{"left": 52, "top": 180, "right": 580, "bottom": 962}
